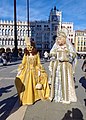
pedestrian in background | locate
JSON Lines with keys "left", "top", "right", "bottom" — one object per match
{"left": 1, "top": 52, "right": 7, "bottom": 66}
{"left": 44, "top": 51, "right": 49, "bottom": 62}
{"left": 79, "top": 59, "right": 86, "bottom": 92}
{"left": 82, "top": 59, "right": 86, "bottom": 79}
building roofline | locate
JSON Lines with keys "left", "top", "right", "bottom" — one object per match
{"left": 75, "top": 30, "right": 86, "bottom": 32}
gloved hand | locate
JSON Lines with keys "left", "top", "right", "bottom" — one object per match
{"left": 17, "top": 70, "right": 21, "bottom": 76}
{"left": 59, "top": 57, "right": 64, "bottom": 62}
{"left": 49, "top": 66, "right": 52, "bottom": 72}
{"left": 38, "top": 71, "right": 41, "bottom": 76}
{"left": 50, "top": 56, "right": 55, "bottom": 61}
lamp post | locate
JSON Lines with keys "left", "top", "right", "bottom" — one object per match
{"left": 14, "top": 0, "right": 18, "bottom": 58}
{"left": 27, "top": 0, "right": 29, "bottom": 37}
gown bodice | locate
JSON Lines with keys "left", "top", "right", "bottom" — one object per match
{"left": 56, "top": 50, "right": 69, "bottom": 60}
{"left": 27, "top": 55, "right": 38, "bottom": 69}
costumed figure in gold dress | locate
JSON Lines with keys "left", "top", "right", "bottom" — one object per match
{"left": 49, "top": 28, "right": 77, "bottom": 104}
{"left": 15, "top": 36, "right": 50, "bottom": 105}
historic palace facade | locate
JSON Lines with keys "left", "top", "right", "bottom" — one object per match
{"left": 75, "top": 30, "right": 86, "bottom": 57}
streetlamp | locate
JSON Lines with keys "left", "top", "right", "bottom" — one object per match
{"left": 27, "top": 0, "right": 29, "bottom": 37}
{"left": 14, "top": 0, "right": 18, "bottom": 58}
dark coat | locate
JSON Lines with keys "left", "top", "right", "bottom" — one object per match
{"left": 82, "top": 60, "right": 86, "bottom": 72}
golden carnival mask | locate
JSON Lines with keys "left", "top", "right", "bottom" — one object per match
{"left": 25, "top": 36, "right": 33, "bottom": 52}
{"left": 27, "top": 45, "right": 33, "bottom": 52}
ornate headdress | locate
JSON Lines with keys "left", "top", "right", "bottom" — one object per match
{"left": 25, "top": 36, "right": 33, "bottom": 51}
{"left": 51, "top": 28, "right": 75, "bottom": 54}
{"left": 58, "top": 28, "right": 69, "bottom": 38}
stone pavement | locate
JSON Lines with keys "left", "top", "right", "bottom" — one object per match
{"left": 24, "top": 99, "right": 86, "bottom": 120}
{"left": 7, "top": 98, "right": 86, "bottom": 120}
{"left": 6, "top": 59, "right": 86, "bottom": 120}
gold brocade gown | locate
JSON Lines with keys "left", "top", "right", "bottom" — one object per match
{"left": 15, "top": 53, "right": 50, "bottom": 105}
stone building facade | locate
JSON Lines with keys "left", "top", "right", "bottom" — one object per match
{"left": 75, "top": 30, "right": 86, "bottom": 57}
{"left": 0, "top": 6, "right": 75, "bottom": 56}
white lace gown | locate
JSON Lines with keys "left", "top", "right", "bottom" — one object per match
{"left": 49, "top": 45, "right": 77, "bottom": 104}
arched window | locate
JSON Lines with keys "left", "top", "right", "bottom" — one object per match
{"left": 3, "top": 39, "right": 6, "bottom": 45}
{"left": 0, "top": 29, "right": 2, "bottom": 35}
{"left": 8, "top": 29, "right": 10, "bottom": 35}
{"left": 11, "top": 29, "right": 13, "bottom": 36}
{"left": 21, "top": 39, "right": 23, "bottom": 45}
{"left": 2, "top": 29, "right": 4, "bottom": 35}
{"left": 9, "top": 39, "right": 11, "bottom": 45}
{"left": 18, "top": 39, "right": 20, "bottom": 45}
{"left": 0, "top": 38, "right": 2, "bottom": 45}
{"left": 23, "top": 30, "right": 25, "bottom": 36}
{"left": 12, "top": 38, "right": 14, "bottom": 45}
{"left": 20, "top": 30, "right": 22, "bottom": 36}
{"left": 6, "top": 38, "right": 8, "bottom": 45}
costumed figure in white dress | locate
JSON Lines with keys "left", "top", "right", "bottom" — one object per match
{"left": 49, "top": 29, "right": 77, "bottom": 104}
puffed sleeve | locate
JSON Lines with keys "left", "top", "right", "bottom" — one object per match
{"left": 69, "top": 52, "right": 77, "bottom": 63}
{"left": 18, "top": 54, "right": 27, "bottom": 71}
{"left": 36, "top": 52, "right": 41, "bottom": 65}
{"left": 36, "top": 53, "right": 45, "bottom": 73}
{"left": 50, "top": 48, "right": 57, "bottom": 56}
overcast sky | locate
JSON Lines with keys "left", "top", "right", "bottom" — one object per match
{"left": 0, "top": 0, "right": 86, "bottom": 30}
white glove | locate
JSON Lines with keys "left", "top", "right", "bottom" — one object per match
{"left": 17, "top": 70, "right": 21, "bottom": 76}
{"left": 38, "top": 71, "right": 41, "bottom": 76}
{"left": 21, "top": 66, "right": 24, "bottom": 69}
{"left": 49, "top": 66, "right": 52, "bottom": 72}
{"left": 59, "top": 57, "right": 63, "bottom": 62}
{"left": 50, "top": 56, "right": 55, "bottom": 61}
